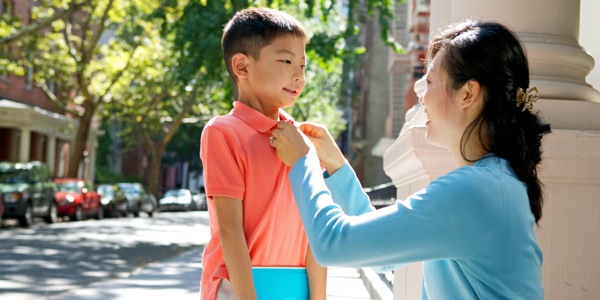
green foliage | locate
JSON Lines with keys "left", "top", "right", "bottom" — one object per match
{"left": 3, "top": 0, "right": 403, "bottom": 182}
{"left": 162, "top": 122, "right": 203, "bottom": 172}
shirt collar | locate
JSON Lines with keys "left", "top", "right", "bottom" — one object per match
{"left": 231, "top": 101, "right": 294, "bottom": 133}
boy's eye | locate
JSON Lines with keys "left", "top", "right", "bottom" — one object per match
{"left": 281, "top": 60, "right": 292, "bottom": 64}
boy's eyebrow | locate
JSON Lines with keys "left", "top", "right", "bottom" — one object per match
{"left": 276, "top": 49, "right": 306, "bottom": 59}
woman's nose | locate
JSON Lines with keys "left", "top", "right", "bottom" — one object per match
{"left": 418, "top": 95, "right": 424, "bottom": 105}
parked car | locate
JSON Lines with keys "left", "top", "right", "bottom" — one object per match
{"left": 97, "top": 184, "right": 128, "bottom": 217}
{"left": 0, "top": 161, "right": 58, "bottom": 227}
{"left": 191, "top": 191, "right": 207, "bottom": 211}
{"left": 159, "top": 189, "right": 196, "bottom": 212}
{"left": 116, "top": 183, "right": 156, "bottom": 217}
{"left": 54, "top": 178, "right": 103, "bottom": 221}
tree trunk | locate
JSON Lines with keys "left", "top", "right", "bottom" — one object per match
{"left": 148, "top": 144, "right": 166, "bottom": 197}
{"left": 68, "top": 101, "right": 97, "bottom": 178}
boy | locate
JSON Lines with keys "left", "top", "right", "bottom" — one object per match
{"left": 199, "top": 7, "right": 327, "bottom": 300}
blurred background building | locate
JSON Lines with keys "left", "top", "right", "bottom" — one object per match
{"left": 0, "top": 1, "right": 101, "bottom": 181}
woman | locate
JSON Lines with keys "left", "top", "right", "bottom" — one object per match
{"left": 270, "top": 20, "right": 550, "bottom": 299}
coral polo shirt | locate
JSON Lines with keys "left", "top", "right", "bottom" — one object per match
{"left": 199, "top": 101, "right": 309, "bottom": 300}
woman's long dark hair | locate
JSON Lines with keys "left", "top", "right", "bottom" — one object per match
{"left": 427, "top": 20, "right": 551, "bottom": 223}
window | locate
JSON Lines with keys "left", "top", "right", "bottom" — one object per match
{"left": 25, "top": 64, "right": 34, "bottom": 89}
{"left": 48, "top": 79, "right": 56, "bottom": 94}
{"left": 1, "top": 0, "right": 14, "bottom": 15}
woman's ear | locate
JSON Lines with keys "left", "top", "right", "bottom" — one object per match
{"left": 231, "top": 53, "right": 250, "bottom": 79}
{"left": 461, "top": 80, "right": 482, "bottom": 109}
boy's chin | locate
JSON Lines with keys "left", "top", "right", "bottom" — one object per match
{"left": 279, "top": 99, "right": 297, "bottom": 109}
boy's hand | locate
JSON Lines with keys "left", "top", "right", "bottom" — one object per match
{"left": 297, "top": 122, "right": 346, "bottom": 175}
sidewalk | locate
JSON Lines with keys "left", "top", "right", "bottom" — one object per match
{"left": 59, "top": 247, "right": 392, "bottom": 300}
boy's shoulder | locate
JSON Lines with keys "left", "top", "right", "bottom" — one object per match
{"left": 203, "top": 112, "right": 253, "bottom": 139}
{"left": 206, "top": 113, "right": 243, "bottom": 128}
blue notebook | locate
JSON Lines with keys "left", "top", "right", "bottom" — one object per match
{"left": 252, "top": 267, "right": 309, "bottom": 299}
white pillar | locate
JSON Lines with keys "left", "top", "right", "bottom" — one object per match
{"left": 57, "top": 141, "right": 67, "bottom": 178}
{"left": 431, "top": 0, "right": 599, "bottom": 103}
{"left": 19, "top": 128, "right": 31, "bottom": 162}
{"left": 46, "top": 135, "right": 56, "bottom": 173}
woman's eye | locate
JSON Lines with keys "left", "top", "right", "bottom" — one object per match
{"left": 281, "top": 60, "right": 291, "bottom": 64}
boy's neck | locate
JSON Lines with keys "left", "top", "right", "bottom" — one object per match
{"left": 237, "top": 97, "right": 280, "bottom": 121}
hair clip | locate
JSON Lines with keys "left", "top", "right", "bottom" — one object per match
{"left": 516, "top": 87, "right": 539, "bottom": 112}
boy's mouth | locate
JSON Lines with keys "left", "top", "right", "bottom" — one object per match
{"left": 284, "top": 87, "right": 299, "bottom": 95}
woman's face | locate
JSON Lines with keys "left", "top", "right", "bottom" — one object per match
{"left": 421, "top": 50, "right": 464, "bottom": 149}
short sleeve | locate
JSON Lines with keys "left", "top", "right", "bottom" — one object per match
{"left": 200, "top": 124, "right": 245, "bottom": 200}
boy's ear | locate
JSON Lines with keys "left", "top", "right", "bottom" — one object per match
{"left": 231, "top": 53, "right": 250, "bottom": 79}
{"left": 460, "top": 80, "right": 482, "bottom": 109}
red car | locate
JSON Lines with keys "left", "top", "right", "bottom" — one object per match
{"left": 54, "top": 179, "right": 103, "bottom": 221}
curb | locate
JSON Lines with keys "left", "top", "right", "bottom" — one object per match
{"left": 358, "top": 268, "right": 394, "bottom": 300}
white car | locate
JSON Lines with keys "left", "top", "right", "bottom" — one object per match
{"left": 159, "top": 189, "right": 195, "bottom": 212}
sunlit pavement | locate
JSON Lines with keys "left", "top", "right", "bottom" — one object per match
{"left": 59, "top": 248, "right": 204, "bottom": 300}
{"left": 0, "top": 211, "right": 210, "bottom": 299}
{"left": 1, "top": 211, "right": 390, "bottom": 299}
{"left": 57, "top": 247, "right": 378, "bottom": 300}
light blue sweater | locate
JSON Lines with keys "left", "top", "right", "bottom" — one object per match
{"left": 289, "top": 151, "right": 543, "bottom": 299}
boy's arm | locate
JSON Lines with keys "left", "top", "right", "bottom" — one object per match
{"left": 306, "top": 246, "right": 327, "bottom": 300}
{"left": 214, "top": 196, "right": 256, "bottom": 300}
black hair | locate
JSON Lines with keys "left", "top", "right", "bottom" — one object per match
{"left": 427, "top": 20, "right": 551, "bottom": 223}
{"left": 222, "top": 7, "right": 308, "bottom": 82}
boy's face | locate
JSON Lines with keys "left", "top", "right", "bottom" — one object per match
{"left": 245, "top": 34, "right": 306, "bottom": 110}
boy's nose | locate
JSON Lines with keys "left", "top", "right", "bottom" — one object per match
{"left": 294, "top": 73, "right": 305, "bottom": 83}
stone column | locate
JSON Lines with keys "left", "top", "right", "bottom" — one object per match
{"left": 431, "top": 0, "right": 598, "bottom": 103}
{"left": 386, "top": 0, "right": 600, "bottom": 299}
{"left": 46, "top": 135, "right": 56, "bottom": 174}
{"left": 18, "top": 127, "right": 31, "bottom": 162}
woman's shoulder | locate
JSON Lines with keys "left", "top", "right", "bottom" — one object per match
{"left": 431, "top": 157, "right": 513, "bottom": 200}
{"left": 447, "top": 155, "right": 513, "bottom": 182}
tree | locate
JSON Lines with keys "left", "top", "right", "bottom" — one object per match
{"left": 4, "top": 0, "right": 401, "bottom": 194}
{"left": 107, "top": 0, "right": 402, "bottom": 195}
{"left": 1, "top": 0, "right": 150, "bottom": 178}
{"left": 0, "top": 0, "right": 91, "bottom": 45}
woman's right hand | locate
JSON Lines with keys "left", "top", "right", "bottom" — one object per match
{"left": 298, "top": 122, "right": 346, "bottom": 175}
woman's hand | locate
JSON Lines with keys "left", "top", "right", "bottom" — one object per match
{"left": 271, "top": 121, "right": 312, "bottom": 167}
{"left": 271, "top": 122, "right": 346, "bottom": 174}
{"left": 298, "top": 122, "right": 346, "bottom": 175}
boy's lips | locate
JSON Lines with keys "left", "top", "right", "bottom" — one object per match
{"left": 283, "top": 87, "right": 300, "bottom": 95}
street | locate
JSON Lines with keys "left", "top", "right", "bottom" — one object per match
{"left": 0, "top": 211, "right": 210, "bottom": 300}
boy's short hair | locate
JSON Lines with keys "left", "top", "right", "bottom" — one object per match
{"left": 222, "top": 8, "right": 309, "bottom": 82}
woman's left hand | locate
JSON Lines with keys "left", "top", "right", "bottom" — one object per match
{"left": 271, "top": 121, "right": 312, "bottom": 167}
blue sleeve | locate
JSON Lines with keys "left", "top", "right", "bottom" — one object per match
{"left": 324, "top": 164, "right": 375, "bottom": 216}
{"left": 289, "top": 151, "right": 503, "bottom": 269}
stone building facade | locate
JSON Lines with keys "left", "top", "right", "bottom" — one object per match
{"left": 0, "top": 0, "right": 100, "bottom": 181}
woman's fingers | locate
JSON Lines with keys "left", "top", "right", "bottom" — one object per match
{"left": 271, "top": 122, "right": 311, "bottom": 167}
